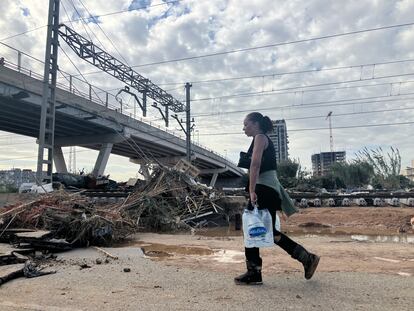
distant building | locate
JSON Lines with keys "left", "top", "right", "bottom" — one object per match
{"left": 268, "top": 120, "right": 288, "bottom": 163}
{"left": 311, "top": 151, "right": 346, "bottom": 176}
{"left": 0, "top": 168, "right": 35, "bottom": 189}
{"left": 405, "top": 160, "right": 414, "bottom": 182}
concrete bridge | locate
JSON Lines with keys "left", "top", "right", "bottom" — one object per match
{"left": 0, "top": 62, "right": 245, "bottom": 186}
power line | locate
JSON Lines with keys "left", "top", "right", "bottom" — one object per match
{"left": 194, "top": 105, "right": 414, "bottom": 129}
{"left": 77, "top": 20, "right": 414, "bottom": 76}
{"left": 61, "top": 0, "right": 76, "bottom": 29}
{"left": 131, "top": 21, "right": 414, "bottom": 68}
{"left": 0, "top": 25, "right": 47, "bottom": 41}
{"left": 198, "top": 120, "right": 414, "bottom": 136}
{"left": 192, "top": 93, "right": 414, "bottom": 118}
{"left": 284, "top": 106, "right": 414, "bottom": 121}
{"left": 76, "top": 0, "right": 130, "bottom": 65}
{"left": 0, "top": 0, "right": 182, "bottom": 41}
{"left": 158, "top": 58, "right": 414, "bottom": 86}
{"left": 190, "top": 73, "right": 414, "bottom": 102}
{"left": 59, "top": 46, "right": 106, "bottom": 104}
{"left": 191, "top": 79, "right": 413, "bottom": 106}
{"left": 67, "top": 0, "right": 98, "bottom": 47}
{"left": 61, "top": 0, "right": 182, "bottom": 23}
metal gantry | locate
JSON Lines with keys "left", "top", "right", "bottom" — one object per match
{"left": 36, "top": 3, "right": 195, "bottom": 184}
{"left": 58, "top": 24, "right": 185, "bottom": 114}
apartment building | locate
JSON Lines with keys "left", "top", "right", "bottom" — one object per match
{"left": 268, "top": 119, "right": 289, "bottom": 163}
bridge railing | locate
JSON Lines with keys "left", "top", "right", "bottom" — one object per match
{"left": 0, "top": 43, "right": 237, "bottom": 167}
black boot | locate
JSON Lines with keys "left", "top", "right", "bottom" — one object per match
{"left": 234, "top": 260, "right": 263, "bottom": 285}
{"left": 291, "top": 245, "right": 320, "bottom": 280}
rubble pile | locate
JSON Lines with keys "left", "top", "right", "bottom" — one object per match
{"left": 0, "top": 167, "right": 225, "bottom": 247}
{"left": 0, "top": 166, "right": 229, "bottom": 286}
{"left": 0, "top": 191, "right": 130, "bottom": 247}
{"left": 118, "top": 167, "right": 224, "bottom": 231}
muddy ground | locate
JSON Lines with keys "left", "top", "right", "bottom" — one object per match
{"left": 284, "top": 207, "right": 414, "bottom": 235}
{"left": 0, "top": 206, "right": 413, "bottom": 310}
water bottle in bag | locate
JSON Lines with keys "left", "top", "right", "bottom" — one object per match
{"left": 242, "top": 204, "right": 274, "bottom": 248}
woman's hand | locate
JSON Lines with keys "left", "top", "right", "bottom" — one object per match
{"left": 250, "top": 192, "right": 257, "bottom": 205}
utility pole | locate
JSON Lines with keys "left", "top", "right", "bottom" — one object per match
{"left": 36, "top": 0, "right": 60, "bottom": 184}
{"left": 326, "top": 111, "right": 334, "bottom": 153}
{"left": 185, "top": 82, "right": 192, "bottom": 162}
{"left": 171, "top": 83, "right": 195, "bottom": 163}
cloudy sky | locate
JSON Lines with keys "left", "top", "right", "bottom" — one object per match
{"left": 0, "top": 0, "right": 413, "bottom": 181}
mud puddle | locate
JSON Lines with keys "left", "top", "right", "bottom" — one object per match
{"left": 115, "top": 240, "right": 214, "bottom": 260}
{"left": 136, "top": 243, "right": 244, "bottom": 264}
{"left": 113, "top": 227, "right": 413, "bottom": 264}
{"left": 196, "top": 227, "right": 414, "bottom": 244}
{"left": 350, "top": 234, "right": 414, "bottom": 244}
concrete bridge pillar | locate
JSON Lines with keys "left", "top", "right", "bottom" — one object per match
{"left": 210, "top": 172, "right": 219, "bottom": 187}
{"left": 199, "top": 167, "right": 229, "bottom": 188}
{"left": 92, "top": 143, "right": 113, "bottom": 177}
{"left": 53, "top": 146, "right": 68, "bottom": 173}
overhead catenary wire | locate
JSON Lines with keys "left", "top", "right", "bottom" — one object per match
{"left": 4, "top": 103, "right": 414, "bottom": 143}
{"left": 192, "top": 91, "right": 414, "bottom": 118}
{"left": 3, "top": 18, "right": 414, "bottom": 111}
{"left": 0, "top": 0, "right": 182, "bottom": 42}
{"left": 131, "top": 21, "right": 414, "bottom": 68}
{"left": 3, "top": 45, "right": 414, "bottom": 140}
{"left": 0, "top": 46, "right": 188, "bottom": 142}
{"left": 157, "top": 58, "right": 414, "bottom": 86}
{"left": 3, "top": 38, "right": 411, "bottom": 107}
{"left": 67, "top": 0, "right": 102, "bottom": 49}
{"left": 1, "top": 38, "right": 412, "bottom": 148}
{"left": 198, "top": 120, "right": 414, "bottom": 136}
{"left": 76, "top": 0, "right": 130, "bottom": 65}
{"left": 61, "top": 0, "right": 76, "bottom": 29}
{"left": 0, "top": 14, "right": 414, "bottom": 166}
{"left": 0, "top": 25, "right": 47, "bottom": 42}
{"left": 190, "top": 73, "right": 414, "bottom": 103}
{"left": 193, "top": 105, "right": 414, "bottom": 129}
{"left": 4, "top": 115, "right": 413, "bottom": 164}
{"left": 61, "top": 0, "right": 183, "bottom": 23}
{"left": 76, "top": 20, "right": 414, "bottom": 77}
{"left": 59, "top": 46, "right": 106, "bottom": 105}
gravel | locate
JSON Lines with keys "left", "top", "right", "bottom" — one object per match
{"left": 0, "top": 246, "right": 412, "bottom": 311}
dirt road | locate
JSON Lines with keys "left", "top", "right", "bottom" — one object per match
{"left": 1, "top": 234, "right": 413, "bottom": 311}
{"left": 0, "top": 207, "right": 413, "bottom": 310}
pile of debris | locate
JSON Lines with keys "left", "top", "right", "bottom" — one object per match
{"left": 0, "top": 167, "right": 225, "bottom": 248}
{"left": 119, "top": 167, "right": 224, "bottom": 231}
{"left": 0, "top": 165, "right": 229, "bottom": 286}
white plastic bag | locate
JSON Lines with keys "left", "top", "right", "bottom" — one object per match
{"left": 275, "top": 212, "right": 281, "bottom": 231}
{"left": 242, "top": 206, "right": 274, "bottom": 248}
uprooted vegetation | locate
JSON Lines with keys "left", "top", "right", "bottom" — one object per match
{"left": 0, "top": 167, "right": 226, "bottom": 247}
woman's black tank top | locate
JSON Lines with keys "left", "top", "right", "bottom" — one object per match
{"left": 247, "top": 135, "right": 277, "bottom": 173}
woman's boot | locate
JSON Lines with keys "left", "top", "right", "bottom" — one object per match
{"left": 291, "top": 245, "right": 320, "bottom": 280}
{"left": 234, "top": 260, "right": 263, "bottom": 285}
{"left": 275, "top": 233, "right": 320, "bottom": 280}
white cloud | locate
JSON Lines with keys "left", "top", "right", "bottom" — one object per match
{"left": 1, "top": 0, "right": 414, "bottom": 180}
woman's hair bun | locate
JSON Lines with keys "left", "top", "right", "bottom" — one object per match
{"left": 261, "top": 116, "right": 273, "bottom": 133}
{"left": 246, "top": 112, "right": 273, "bottom": 133}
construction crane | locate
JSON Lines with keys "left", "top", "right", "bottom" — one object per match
{"left": 326, "top": 111, "right": 334, "bottom": 152}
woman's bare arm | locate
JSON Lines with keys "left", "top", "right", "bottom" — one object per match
{"left": 249, "top": 134, "right": 268, "bottom": 203}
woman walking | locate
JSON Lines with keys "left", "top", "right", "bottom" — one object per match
{"left": 235, "top": 112, "right": 320, "bottom": 285}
